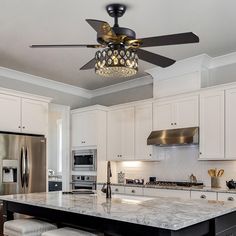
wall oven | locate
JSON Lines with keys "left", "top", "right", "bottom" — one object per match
{"left": 71, "top": 175, "right": 96, "bottom": 190}
{"left": 72, "top": 149, "right": 96, "bottom": 171}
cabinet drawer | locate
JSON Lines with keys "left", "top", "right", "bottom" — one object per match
{"left": 124, "top": 187, "right": 143, "bottom": 196}
{"left": 48, "top": 181, "right": 62, "bottom": 192}
{"left": 218, "top": 192, "right": 236, "bottom": 202}
{"left": 111, "top": 186, "right": 125, "bottom": 194}
{"left": 191, "top": 191, "right": 217, "bottom": 200}
{"left": 144, "top": 188, "right": 190, "bottom": 199}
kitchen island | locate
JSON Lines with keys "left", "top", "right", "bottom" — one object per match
{"left": 1, "top": 192, "right": 236, "bottom": 236}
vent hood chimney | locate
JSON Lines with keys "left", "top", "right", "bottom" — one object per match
{"left": 147, "top": 127, "right": 199, "bottom": 146}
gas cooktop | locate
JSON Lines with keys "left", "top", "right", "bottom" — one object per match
{"left": 145, "top": 181, "right": 204, "bottom": 188}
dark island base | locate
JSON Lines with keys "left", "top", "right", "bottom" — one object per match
{"left": 2, "top": 201, "right": 236, "bottom": 236}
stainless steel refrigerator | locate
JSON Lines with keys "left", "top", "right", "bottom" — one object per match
{"left": 0, "top": 132, "right": 46, "bottom": 195}
{"left": 0, "top": 133, "right": 46, "bottom": 233}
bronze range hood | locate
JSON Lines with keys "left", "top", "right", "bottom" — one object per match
{"left": 147, "top": 127, "right": 199, "bottom": 146}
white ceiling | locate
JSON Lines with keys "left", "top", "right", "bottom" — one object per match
{"left": 0, "top": 0, "right": 236, "bottom": 90}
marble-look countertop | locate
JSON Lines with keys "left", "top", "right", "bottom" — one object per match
{"left": 1, "top": 191, "right": 236, "bottom": 230}
{"left": 97, "top": 183, "right": 236, "bottom": 194}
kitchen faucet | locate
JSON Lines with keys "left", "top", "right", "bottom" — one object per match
{"left": 101, "top": 161, "right": 112, "bottom": 198}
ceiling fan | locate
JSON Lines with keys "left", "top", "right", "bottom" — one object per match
{"left": 30, "top": 3, "right": 199, "bottom": 77}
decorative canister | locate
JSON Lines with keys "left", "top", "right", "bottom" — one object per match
{"left": 211, "top": 177, "right": 221, "bottom": 188}
{"left": 118, "top": 171, "right": 125, "bottom": 184}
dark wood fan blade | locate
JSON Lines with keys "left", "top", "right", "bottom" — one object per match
{"left": 30, "top": 44, "right": 103, "bottom": 48}
{"left": 86, "top": 19, "right": 116, "bottom": 37}
{"left": 137, "top": 49, "right": 175, "bottom": 68}
{"left": 80, "top": 58, "right": 96, "bottom": 70}
{"left": 139, "top": 32, "right": 199, "bottom": 47}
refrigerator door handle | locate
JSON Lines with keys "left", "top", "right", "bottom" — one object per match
{"left": 25, "top": 147, "right": 29, "bottom": 188}
{"left": 20, "top": 147, "right": 26, "bottom": 188}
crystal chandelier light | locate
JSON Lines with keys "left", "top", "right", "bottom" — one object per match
{"left": 95, "top": 47, "right": 138, "bottom": 77}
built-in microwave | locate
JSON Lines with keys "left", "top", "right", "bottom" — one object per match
{"left": 72, "top": 149, "right": 96, "bottom": 171}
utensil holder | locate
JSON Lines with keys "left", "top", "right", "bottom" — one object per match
{"left": 211, "top": 177, "right": 221, "bottom": 188}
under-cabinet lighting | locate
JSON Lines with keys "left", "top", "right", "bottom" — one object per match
{"left": 122, "top": 161, "right": 142, "bottom": 168}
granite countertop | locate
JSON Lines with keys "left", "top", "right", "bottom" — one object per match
{"left": 1, "top": 191, "right": 236, "bottom": 230}
{"left": 97, "top": 183, "right": 236, "bottom": 194}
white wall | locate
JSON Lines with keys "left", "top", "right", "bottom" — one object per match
{"left": 115, "top": 146, "right": 236, "bottom": 187}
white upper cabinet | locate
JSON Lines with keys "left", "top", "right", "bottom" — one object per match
{"left": 153, "top": 95, "right": 199, "bottom": 131}
{"left": 199, "top": 90, "right": 224, "bottom": 159}
{"left": 225, "top": 88, "right": 236, "bottom": 159}
{"left": 174, "top": 96, "right": 199, "bottom": 128}
{"left": 71, "top": 110, "right": 97, "bottom": 147}
{"left": 0, "top": 93, "right": 49, "bottom": 135}
{"left": 153, "top": 102, "right": 173, "bottom": 130}
{"left": 0, "top": 94, "right": 21, "bottom": 133}
{"left": 135, "top": 103, "right": 153, "bottom": 160}
{"left": 21, "top": 98, "right": 48, "bottom": 135}
{"left": 107, "top": 107, "right": 135, "bottom": 160}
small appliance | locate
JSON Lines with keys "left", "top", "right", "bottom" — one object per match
{"left": 72, "top": 149, "right": 96, "bottom": 171}
{"left": 70, "top": 175, "right": 96, "bottom": 190}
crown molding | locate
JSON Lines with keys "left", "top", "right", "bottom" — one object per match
{"left": 146, "top": 54, "right": 212, "bottom": 81}
{"left": 209, "top": 51, "right": 236, "bottom": 69}
{"left": 91, "top": 75, "right": 153, "bottom": 97}
{"left": 0, "top": 67, "right": 153, "bottom": 99}
{"left": 0, "top": 67, "right": 93, "bottom": 98}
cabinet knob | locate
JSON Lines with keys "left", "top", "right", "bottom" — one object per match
{"left": 131, "top": 189, "right": 135, "bottom": 193}
{"left": 199, "top": 152, "right": 202, "bottom": 155}
{"left": 22, "top": 126, "right": 25, "bottom": 129}
{"left": 18, "top": 126, "right": 21, "bottom": 129}
{"left": 174, "top": 123, "right": 177, "bottom": 125}
{"left": 115, "top": 188, "right": 119, "bottom": 192}
{"left": 228, "top": 197, "right": 234, "bottom": 201}
{"left": 171, "top": 123, "right": 173, "bottom": 125}
{"left": 149, "top": 154, "right": 152, "bottom": 157}
{"left": 200, "top": 194, "right": 206, "bottom": 199}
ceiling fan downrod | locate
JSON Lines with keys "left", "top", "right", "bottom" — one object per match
{"left": 106, "top": 3, "right": 127, "bottom": 27}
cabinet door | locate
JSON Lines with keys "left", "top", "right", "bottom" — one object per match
{"left": 191, "top": 191, "right": 217, "bottom": 200}
{"left": 0, "top": 94, "right": 21, "bottom": 132}
{"left": 153, "top": 102, "right": 173, "bottom": 130}
{"left": 199, "top": 91, "right": 224, "bottom": 159}
{"left": 21, "top": 98, "right": 48, "bottom": 135}
{"left": 225, "top": 88, "right": 236, "bottom": 159}
{"left": 71, "top": 112, "right": 85, "bottom": 147}
{"left": 71, "top": 111, "right": 97, "bottom": 147}
{"left": 83, "top": 111, "right": 97, "bottom": 146}
{"left": 107, "top": 109, "right": 123, "bottom": 160}
{"left": 121, "top": 107, "right": 135, "bottom": 160}
{"left": 174, "top": 95, "right": 199, "bottom": 128}
{"left": 135, "top": 103, "right": 153, "bottom": 160}
{"left": 143, "top": 188, "right": 190, "bottom": 199}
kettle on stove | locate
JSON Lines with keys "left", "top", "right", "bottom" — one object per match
{"left": 226, "top": 179, "right": 236, "bottom": 189}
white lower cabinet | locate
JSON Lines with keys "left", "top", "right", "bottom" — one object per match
{"left": 191, "top": 191, "right": 217, "bottom": 200}
{"left": 143, "top": 188, "right": 190, "bottom": 199}
{"left": 124, "top": 187, "right": 143, "bottom": 196}
{"left": 111, "top": 186, "right": 125, "bottom": 194}
{"left": 218, "top": 193, "right": 236, "bottom": 202}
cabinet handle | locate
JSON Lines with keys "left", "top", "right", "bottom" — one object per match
{"left": 200, "top": 194, "right": 206, "bottom": 199}
{"left": 228, "top": 197, "right": 234, "bottom": 201}
{"left": 131, "top": 189, "right": 135, "bottom": 193}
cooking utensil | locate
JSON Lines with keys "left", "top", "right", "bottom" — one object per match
{"left": 217, "top": 169, "right": 224, "bottom": 177}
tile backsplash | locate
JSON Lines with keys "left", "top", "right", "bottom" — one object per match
{"left": 115, "top": 146, "right": 236, "bottom": 187}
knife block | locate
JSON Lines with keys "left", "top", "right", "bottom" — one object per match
{"left": 211, "top": 177, "right": 221, "bottom": 188}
